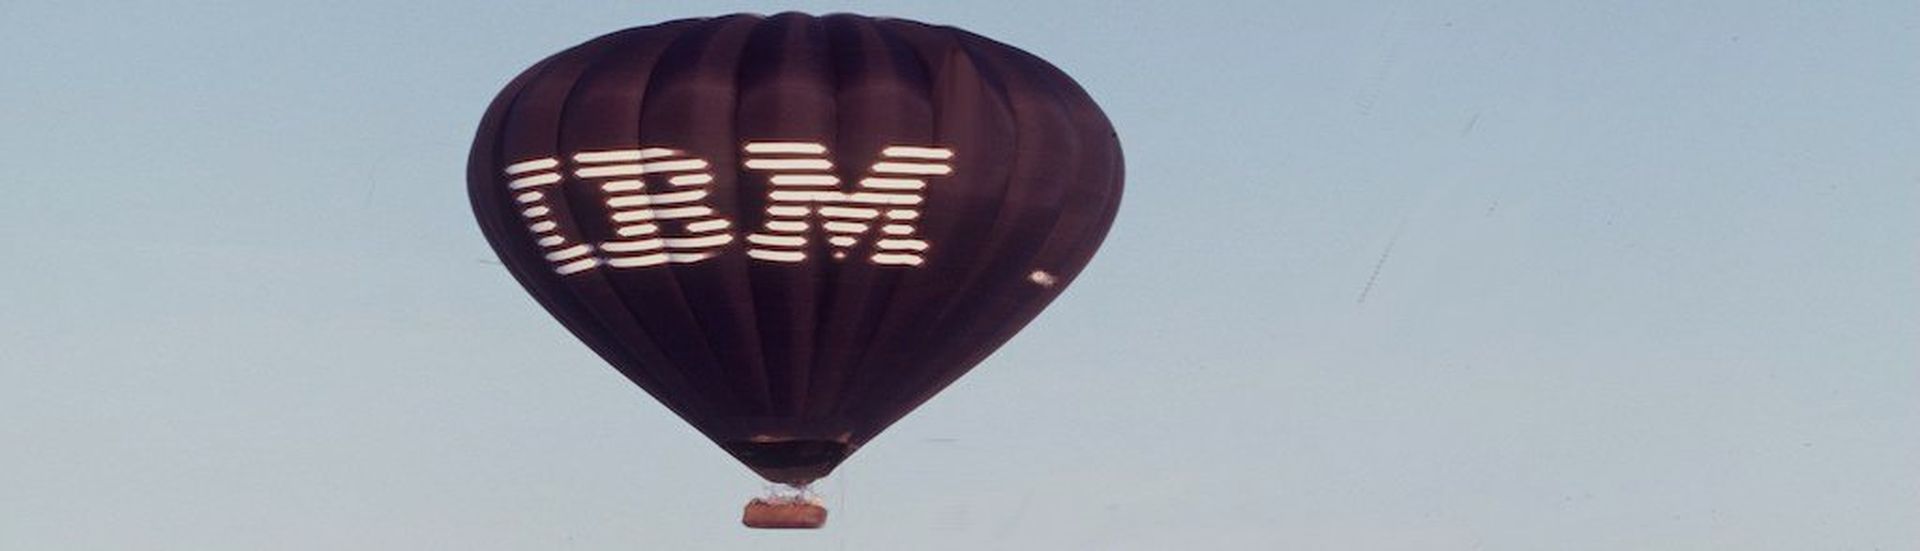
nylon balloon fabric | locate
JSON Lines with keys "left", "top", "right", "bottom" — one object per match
{"left": 467, "top": 13, "right": 1122, "bottom": 485}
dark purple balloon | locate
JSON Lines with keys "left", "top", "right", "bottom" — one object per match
{"left": 467, "top": 12, "right": 1121, "bottom": 485}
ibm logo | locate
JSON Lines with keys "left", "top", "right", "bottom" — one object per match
{"left": 503, "top": 142, "right": 953, "bottom": 275}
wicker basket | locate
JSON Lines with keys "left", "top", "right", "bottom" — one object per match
{"left": 742, "top": 497, "right": 828, "bottom": 529}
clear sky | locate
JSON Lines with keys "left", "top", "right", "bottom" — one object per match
{"left": 3, "top": 1, "right": 1915, "bottom": 549}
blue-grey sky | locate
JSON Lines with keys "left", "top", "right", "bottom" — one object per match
{"left": 3, "top": 1, "right": 1915, "bottom": 549}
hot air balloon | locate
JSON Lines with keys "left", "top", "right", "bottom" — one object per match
{"left": 466, "top": 12, "right": 1121, "bottom": 528}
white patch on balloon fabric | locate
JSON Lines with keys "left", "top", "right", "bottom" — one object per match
{"left": 1028, "top": 270, "right": 1058, "bottom": 287}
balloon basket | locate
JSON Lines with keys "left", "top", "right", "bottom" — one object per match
{"left": 742, "top": 485, "right": 827, "bottom": 529}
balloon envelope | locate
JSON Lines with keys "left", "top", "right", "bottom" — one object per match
{"left": 468, "top": 12, "right": 1121, "bottom": 485}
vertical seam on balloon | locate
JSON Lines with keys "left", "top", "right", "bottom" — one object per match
{"left": 825, "top": 17, "right": 945, "bottom": 423}
{"left": 560, "top": 27, "right": 704, "bottom": 408}
{"left": 724, "top": 14, "right": 779, "bottom": 415}
{"left": 644, "top": 15, "right": 774, "bottom": 414}
{"left": 799, "top": 14, "right": 865, "bottom": 421}
{"left": 906, "top": 47, "right": 1108, "bottom": 408}
{"left": 556, "top": 25, "right": 742, "bottom": 416}
{"left": 482, "top": 54, "right": 662, "bottom": 390}
{"left": 831, "top": 22, "right": 1027, "bottom": 422}
{"left": 981, "top": 43, "right": 1099, "bottom": 283}
{"left": 717, "top": 14, "right": 779, "bottom": 414}
{"left": 774, "top": 14, "right": 847, "bottom": 418}
{"left": 916, "top": 32, "right": 1025, "bottom": 328}
{"left": 551, "top": 33, "right": 663, "bottom": 384}
{"left": 475, "top": 58, "right": 561, "bottom": 286}
{"left": 952, "top": 36, "right": 1090, "bottom": 319}
{"left": 871, "top": 31, "right": 1089, "bottom": 425}
{"left": 475, "top": 59, "right": 579, "bottom": 373}
{"left": 629, "top": 18, "right": 755, "bottom": 413}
